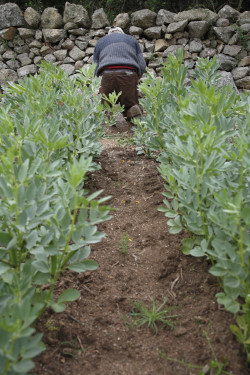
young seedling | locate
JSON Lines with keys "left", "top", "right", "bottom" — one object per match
{"left": 129, "top": 298, "right": 178, "bottom": 334}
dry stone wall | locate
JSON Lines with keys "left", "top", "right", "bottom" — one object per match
{"left": 0, "top": 2, "right": 249, "bottom": 90}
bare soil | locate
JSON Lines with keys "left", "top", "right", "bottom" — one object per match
{"left": 34, "top": 125, "right": 249, "bottom": 375}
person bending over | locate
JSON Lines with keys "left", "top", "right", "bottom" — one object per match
{"left": 93, "top": 26, "right": 146, "bottom": 125}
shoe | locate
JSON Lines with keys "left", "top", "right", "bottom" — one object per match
{"left": 126, "top": 104, "right": 143, "bottom": 120}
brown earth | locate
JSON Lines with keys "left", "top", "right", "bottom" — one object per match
{"left": 34, "top": 125, "right": 249, "bottom": 375}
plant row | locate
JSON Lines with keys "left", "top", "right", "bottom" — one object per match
{"left": 0, "top": 62, "right": 113, "bottom": 374}
{"left": 134, "top": 50, "right": 250, "bottom": 361}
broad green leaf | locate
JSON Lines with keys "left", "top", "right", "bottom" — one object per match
{"left": 190, "top": 246, "right": 205, "bottom": 257}
{"left": 216, "top": 292, "right": 240, "bottom": 313}
{"left": 0, "top": 232, "right": 12, "bottom": 247}
{"left": 58, "top": 288, "right": 80, "bottom": 303}
{"left": 18, "top": 159, "right": 29, "bottom": 183}
{"left": 50, "top": 302, "right": 66, "bottom": 313}
{"left": 13, "top": 359, "right": 34, "bottom": 373}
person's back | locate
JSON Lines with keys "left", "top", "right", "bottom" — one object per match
{"left": 94, "top": 32, "right": 146, "bottom": 78}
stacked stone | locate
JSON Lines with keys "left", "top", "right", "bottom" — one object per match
{"left": 0, "top": 2, "right": 249, "bottom": 90}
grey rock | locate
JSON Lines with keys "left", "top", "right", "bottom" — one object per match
{"left": 238, "top": 11, "right": 250, "bottom": 25}
{"left": 75, "top": 40, "right": 88, "bottom": 50}
{"left": 29, "top": 40, "right": 42, "bottom": 48}
{"left": 14, "top": 45, "right": 29, "bottom": 54}
{"left": 24, "top": 7, "right": 40, "bottom": 28}
{"left": 17, "top": 64, "right": 37, "bottom": 78}
{"left": 131, "top": 9, "right": 157, "bottom": 29}
{"left": 238, "top": 56, "right": 250, "bottom": 67}
{"left": 35, "top": 30, "right": 43, "bottom": 41}
{"left": 0, "top": 68, "right": 18, "bottom": 83}
{"left": 162, "top": 45, "right": 180, "bottom": 57}
{"left": 3, "top": 50, "right": 15, "bottom": 59}
{"left": 17, "top": 28, "right": 36, "bottom": 39}
{"left": 62, "top": 38, "right": 74, "bottom": 50}
{"left": 216, "top": 18, "right": 230, "bottom": 27}
{"left": 145, "top": 41, "right": 155, "bottom": 52}
{"left": 91, "top": 8, "right": 109, "bottom": 29}
{"left": 6, "top": 59, "right": 20, "bottom": 69}
{"left": 88, "top": 39, "right": 98, "bottom": 47}
{"left": 241, "top": 24, "right": 250, "bottom": 33}
{"left": 40, "top": 45, "right": 53, "bottom": 56}
{"left": 0, "top": 3, "right": 24, "bottom": 29}
{"left": 229, "top": 32, "right": 239, "bottom": 45}
{"left": 154, "top": 39, "right": 169, "bottom": 52}
{"left": 42, "top": 29, "right": 66, "bottom": 43}
{"left": 63, "top": 2, "right": 90, "bottom": 28}
{"left": 129, "top": 26, "right": 143, "bottom": 37}
{"left": 69, "top": 46, "right": 85, "bottom": 61}
{"left": 177, "top": 38, "right": 188, "bottom": 46}
{"left": 44, "top": 53, "right": 56, "bottom": 63}
{"left": 189, "top": 40, "right": 203, "bottom": 53}
{"left": 17, "top": 52, "right": 32, "bottom": 66}
{"left": 217, "top": 54, "right": 237, "bottom": 71}
{"left": 85, "top": 47, "right": 94, "bottom": 55}
{"left": 63, "top": 57, "right": 75, "bottom": 63}
{"left": 41, "top": 8, "right": 63, "bottom": 29}
{"left": 156, "top": 9, "right": 175, "bottom": 25}
{"left": 0, "top": 27, "right": 16, "bottom": 40}
{"left": 217, "top": 71, "right": 239, "bottom": 91}
{"left": 235, "top": 76, "right": 250, "bottom": 90}
{"left": 89, "top": 29, "right": 105, "bottom": 38}
{"left": 200, "top": 48, "right": 217, "bottom": 58}
{"left": 223, "top": 45, "right": 242, "bottom": 57}
{"left": 148, "top": 57, "right": 163, "bottom": 68}
{"left": 69, "top": 28, "right": 88, "bottom": 36}
{"left": 232, "top": 67, "right": 249, "bottom": 80}
{"left": 75, "top": 60, "right": 84, "bottom": 69}
{"left": 0, "top": 61, "right": 7, "bottom": 69}
{"left": 60, "top": 63, "right": 75, "bottom": 75}
{"left": 218, "top": 5, "right": 239, "bottom": 22}
{"left": 54, "top": 49, "right": 68, "bottom": 61}
{"left": 113, "top": 13, "right": 130, "bottom": 29}
{"left": 174, "top": 8, "right": 218, "bottom": 23}
{"left": 188, "top": 21, "right": 209, "bottom": 38}
{"left": 29, "top": 47, "right": 40, "bottom": 56}
{"left": 144, "top": 26, "right": 162, "bottom": 39}
{"left": 143, "top": 52, "right": 154, "bottom": 62}
{"left": 64, "top": 22, "right": 78, "bottom": 30}
{"left": 213, "top": 26, "right": 235, "bottom": 43}
{"left": 167, "top": 20, "right": 188, "bottom": 33}
{"left": 184, "top": 59, "right": 195, "bottom": 69}
{"left": 34, "top": 56, "right": 42, "bottom": 65}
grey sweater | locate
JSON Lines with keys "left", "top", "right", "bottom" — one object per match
{"left": 93, "top": 33, "right": 146, "bottom": 78}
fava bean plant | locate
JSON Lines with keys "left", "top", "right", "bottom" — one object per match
{"left": 134, "top": 50, "right": 250, "bottom": 361}
{"left": 0, "top": 62, "right": 113, "bottom": 374}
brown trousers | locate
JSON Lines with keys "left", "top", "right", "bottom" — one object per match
{"left": 99, "top": 70, "right": 139, "bottom": 117}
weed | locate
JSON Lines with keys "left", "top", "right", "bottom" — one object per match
{"left": 45, "top": 319, "right": 59, "bottom": 332}
{"left": 117, "top": 232, "right": 130, "bottom": 254}
{"left": 234, "top": 24, "right": 248, "bottom": 51}
{"left": 159, "top": 321, "right": 231, "bottom": 374}
{"left": 129, "top": 298, "right": 178, "bottom": 334}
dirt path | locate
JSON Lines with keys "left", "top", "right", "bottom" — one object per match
{"left": 34, "top": 130, "right": 248, "bottom": 375}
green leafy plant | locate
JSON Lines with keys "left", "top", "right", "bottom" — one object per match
{"left": 129, "top": 298, "right": 178, "bottom": 334}
{"left": 133, "top": 51, "right": 250, "bottom": 361}
{"left": 117, "top": 232, "right": 130, "bottom": 254}
{"left": 0, "top": 62, "right": 112, "bottom": 374}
